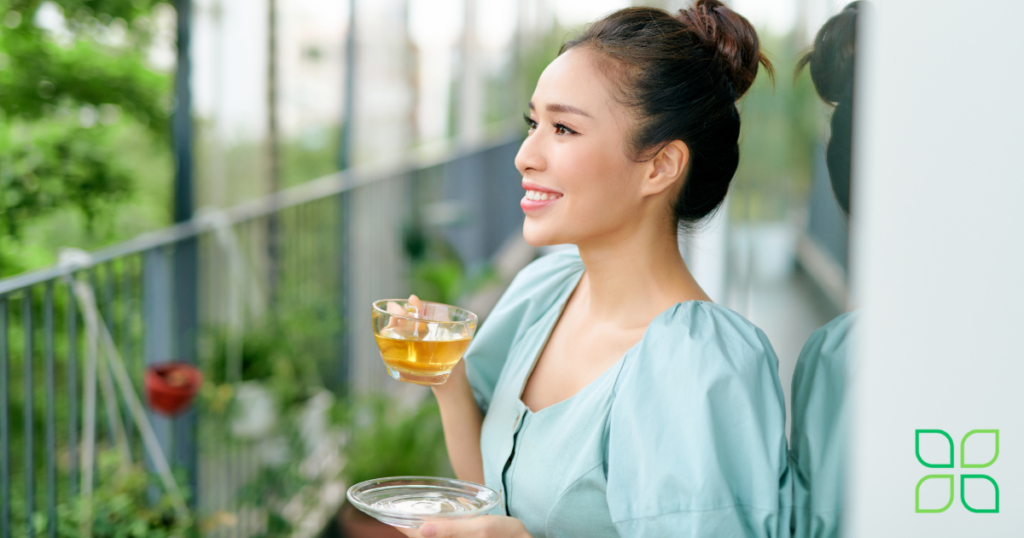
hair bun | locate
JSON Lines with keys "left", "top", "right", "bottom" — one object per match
{"left": 677, "top": 0, "right": 773, "bottom": 97}
{"left": 798, "top": 1, "right": 859, "bottom": 104}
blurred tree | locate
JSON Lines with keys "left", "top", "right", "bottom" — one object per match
{"left": 732, "top": 32, "right": 825, "bottom": 223}
{"left": 0, "top": 0, "right": 171, "bottom": 275}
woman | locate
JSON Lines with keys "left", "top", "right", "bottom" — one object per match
{"left": 790, "top": 3, "right": 861, "bottom": 537}
{"left": 400, "top": 3, "right": 790, "bottom": 537}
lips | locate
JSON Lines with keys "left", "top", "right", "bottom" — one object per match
{"left": 521, "top": 181, "right": 563, "bottom": 213}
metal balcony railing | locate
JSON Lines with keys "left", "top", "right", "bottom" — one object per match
{"left": 0, "top": 135, "right": 525, "bottom": 537}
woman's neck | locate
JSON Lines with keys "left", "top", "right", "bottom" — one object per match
{"left": 574, "top": 226, "right": 711, "bottom": 329}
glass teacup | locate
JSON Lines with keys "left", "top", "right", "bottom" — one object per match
{"left": 371, "top": 298, "right": 478, "bottom": 385}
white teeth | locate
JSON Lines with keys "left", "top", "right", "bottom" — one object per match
{"left": 525, "top": 189, "right": 560, "bottom": 201}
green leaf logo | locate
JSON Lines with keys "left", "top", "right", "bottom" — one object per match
{"left": 961, "top": 475, "right": 999, "bottom": 513}
{"left": 916, "top": 474, "right": 954, "bottom": 513}
{"left": 961, "top": 429, "right": 999, "bottom": 468}
{"left": 916, "top": 429, "right": 954, "bottom": 468}
{"left": 914, "top": 429, "right": 999, "bottom": 514}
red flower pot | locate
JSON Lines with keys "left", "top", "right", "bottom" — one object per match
{"left": 145, "top": 362, "right": 203, "bottom": 416}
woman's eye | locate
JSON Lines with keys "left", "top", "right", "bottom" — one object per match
{"left": 554, "top": 123, "right": 577, "bottom": 135}
{"left": 523, "top": 114, "right": 537, "bottom": 131}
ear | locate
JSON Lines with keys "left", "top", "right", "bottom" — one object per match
{"left": 640, "top": 140, "right": 689, "bottom": 198}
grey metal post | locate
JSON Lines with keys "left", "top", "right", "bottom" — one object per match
{"left": 44, "top": 283, "right": 55, "bottom": 538}
{"left": 172, "top": 0, "right": 199, "bottom": 509}
{"left": 23, "top": 291, "right": 33, "bottom": 538}
{"left": 339, "top": 0, "right": 356, "bottom": 171}
{"left": 171, "top": 239, "right": 198, "bottom": 507}
{"left": 266, "top": 0, "right": 281, "bottom": 306}
{"left": 142, "top": 248, "right": 174, "bottom": 504}
{"left": 66, "top": 282, "right": 78, "bottom": 498}
{"left": 173, "top": 0, "right": 194, "bottom": 225}
{"left": 337, "top": 0, "right": 356, "bottom": 393}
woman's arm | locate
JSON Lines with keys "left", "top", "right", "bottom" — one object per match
{"left": 432, "top": 359, "right": 485, "bottom": 484}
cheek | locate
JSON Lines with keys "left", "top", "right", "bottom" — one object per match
{"left": 553, "top": 140, "right": 636, "bottom": 214}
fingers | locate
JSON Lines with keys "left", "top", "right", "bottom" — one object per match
{"left": 419, "top": 518, "right": 488, "bottom": 537}
{"left": 381, "top": 295, "right": 430, "bottom": 337}
{"left": 387, "top": 301, "right": 407, "bottom": 316}
{"left": 395, "top": 526, "right": 426, "bottom": 538}
{"left": 418, "top": 520, "right": 460, "bottom": 538}
{"left": 408, "top": 294, "right": 429, "bottom": 335}
{"left": 419, "top": 516, "right": 529, "bottom": 538}
{"left": 383, "top": 301, "right": 405, "bottom": 332}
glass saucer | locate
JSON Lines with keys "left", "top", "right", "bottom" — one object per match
{"left": 346, "top": 476, "right": 500, "bottom": 528}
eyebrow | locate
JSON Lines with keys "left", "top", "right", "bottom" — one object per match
{"left": 528, "top": 101, "right": 593, "bottom": 118}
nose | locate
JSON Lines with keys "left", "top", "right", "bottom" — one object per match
{"left": 514, "top": 130, "right": 546, "bottom": 176}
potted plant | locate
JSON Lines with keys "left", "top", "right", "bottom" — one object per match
{"left": 145, "top": 362, "right": 204, "bottom": 416}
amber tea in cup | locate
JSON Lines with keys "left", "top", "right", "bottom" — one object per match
{"left": 371, "top": 299, "right": 477, "bottom": 385}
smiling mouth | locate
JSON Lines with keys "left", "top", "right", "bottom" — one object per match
{"left": 523, "top": 189, "right": 563, "bottom": 201}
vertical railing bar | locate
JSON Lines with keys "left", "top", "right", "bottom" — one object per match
{"left": 23, "top": 289, "right": 34, "bottom": 538}
{"left": 90, "top": 268, "right": 113, "bottom": 451}
{"left": 67, "top": 278, "right": 78, "bottom": 498}
{"left": 1, "top": 296, "right": 9, "bottom": 538}
{"left": 118, "top": 259, "right": 134, "bottom": 455}
{"left": 44, "top": 282, "right": 55, "bottom": 538}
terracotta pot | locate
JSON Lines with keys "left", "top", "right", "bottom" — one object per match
{"left": 338, "top": 501, "right": 405, "bottom": 538}
{"left": 145, "top": 362, "right": 203, "bottom": 416}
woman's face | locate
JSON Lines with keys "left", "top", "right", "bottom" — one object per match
{"left": 515, "top": 48, "right": 665, "bottom": 247}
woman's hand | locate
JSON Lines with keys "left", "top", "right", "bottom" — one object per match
{"left": 395, "top": 516, "right": 531, "bottom": 538}
{"left": 383, "top": 294, "right": 427, "bottom": 336}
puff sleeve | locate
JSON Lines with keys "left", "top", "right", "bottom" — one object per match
{"left": 790, "top": 311, "right": 856, "bottom": 538}
{"left": 606, "top": 302, "right": 792, "bottom": 538}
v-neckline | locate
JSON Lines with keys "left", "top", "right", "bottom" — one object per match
{"left": 513, "top": 261, "right": 716, "bottom": 416}
{"left": 515, "top": 265, "right": 636, "bottom": 416}
{"left": 514, "top": 265, "right": 584, "bottom": 413}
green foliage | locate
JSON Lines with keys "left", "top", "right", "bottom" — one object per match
{"left": 0, "top": 28, "right": 170, "bottom": 135}
{"left": 341, "top": 395, "right": 452, "bottom": 487}
{"left": 0, "top": 115, "right": 133, "bottom": 237}
{"left": 25, "top": 450, "right": 196, "bottom": 538}
{"left": 0, "top": 0, "right": 172, "bottom": 276}
{"left": 403, "top": 223, "right": 500, "bottom": 305}
{"left": 201, "top": 306, "right": 342, "bottom": 409}
{"left": 44, "top": 1, "right": 167, "bottom": 27}
{"left": 411, "top": 259, "right": 463, "bottom": 305}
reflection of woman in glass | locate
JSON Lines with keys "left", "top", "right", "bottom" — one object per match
{"left": 790, "top": 3, "right": 860, "bottom": 537}
{"left": 399, "top": 2, "right": 790, "bottom": 537}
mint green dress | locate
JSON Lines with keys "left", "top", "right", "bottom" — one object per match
{"left": 790, "top": 312, "right": 856, "bottom": 538}
{"left": 463, "top": 250, "right": 792, "bottom": 538}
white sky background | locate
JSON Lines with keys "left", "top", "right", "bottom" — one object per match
{"left": 29, "top": 0, "right": 849, "bottom": 144}
{"left": 186, "top": 0, "right": 845, "bottom": 144}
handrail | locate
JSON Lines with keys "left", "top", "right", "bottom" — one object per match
{"left": 0, "top": 134, "right": 521, "bottom": 295}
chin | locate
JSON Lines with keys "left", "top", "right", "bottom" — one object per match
{"left": 522, "top": 218, "right": 565, "bottom": 248}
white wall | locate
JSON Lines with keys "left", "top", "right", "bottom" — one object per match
{"left": 847, "top": 0, "right": 1024, "bottom": 534}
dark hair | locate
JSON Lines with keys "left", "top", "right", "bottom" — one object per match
{"left": 560, "top": 0, "right": 773, "bottom": 228}
{"left": 797, "top": 1, "right": 859, "bottom": 215}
